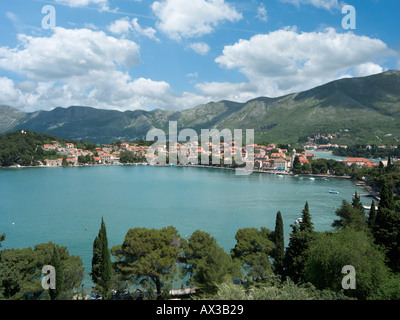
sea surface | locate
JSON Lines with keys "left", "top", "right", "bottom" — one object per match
{"left": 0, "top": 165, "right": 372, "bottom": 290}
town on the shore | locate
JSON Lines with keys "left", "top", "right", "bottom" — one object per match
{"left": 39, "top": 132, "right": 397, "bottom": 173}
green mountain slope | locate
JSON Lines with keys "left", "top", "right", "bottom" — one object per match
{"left": 1, "top": 70, "right": 399, "bottom": 144}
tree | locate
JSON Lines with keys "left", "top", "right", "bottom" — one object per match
{"left": 292, "top": 156, "right": 302, "bottom": 174}
{"left": 34, "top": 242, "right": 85, "bottom": 300}
{"left": 300, "top": 202, "right": 313, "bottom": 233}
{"left": 367, "top": 200, "right": 377, "bottom": 229}
{"left": 332, "top": 199, "right": 367, "bottom": 231}
{"left": 373, "top": 182, "right": 400, "bottom": 272}
{"left": 183, "top": 230, "right": 242, "bottom": 294}
{"left": 231, "top": 227, "right": 274, "bottom": 281}
{"left": 304, "top": 228, "right": 393, "bottom": 300}
{"left": 182, "top": 230, "right": 216, "bottom": 280}
{"left": 271, "top": 211, "right": 285, "bottom": 275}
{"left": 0, "top": 247, "right": 39, "bottom": 299}
{"left": 112, "top": 226, "right": 183, "bottom": 298}
{"left": 387, "top": 155, "right": 393, "bottom": 173}
{"left": 283, "top": 202, "right": 316, "bottom": 283}
{"left": 378, "top": 181, "right": 394, "bottom": 211}
{"left": 49, "top": 246, "right": 63, "bottom": 300}
{"left": 373, "top": 207, "right": 400, "bottom": 272}
{"left": 0, "top": 233, "right": 5, "bottom": 251}
{"left": 91, "top": 217, "right": 112, "bottom": 298}
{"left": 351, "top": 191, "right": 365, "bottom": 213}
{"left": 0, "top": 242, "right": 84, "bottom": 300}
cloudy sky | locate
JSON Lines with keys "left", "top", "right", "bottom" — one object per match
{"left": 0, "top": 0, "right": 399, "bottom": 112}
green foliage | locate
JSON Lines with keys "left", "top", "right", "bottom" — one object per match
{"left": 183, "top": 230, "right": 242, "bottom": 294}
{"left": 304, "top": 228, "right": 393, "bottom": 300}
{"left": 210, "top": 278, "right": 353, "bottom": 300}
{"left": 299, "top": 202, "right": 313, "bottom": 233}
{"left": 49, "top": 247, "right": 63, "bottom": 300}
{"left": 231, "top": 227, "right": 274, "bottom": 281}
{"left": 272, "top": 211, "right": 285, "bottom": 275}
{"left": 0, "top": 131, "right": 58, "bottom": 166}
{"left": 0, "top": 242, "right": 84, "bottom": 300}
{"left": 0, "top": 130, "right": 99, "bottom": 167}
{"left": 283, "top": 202, "right": 316, "bottom": 283}
{"left": 119, "top": 151, "right": 145, "bottom": 163}
{"left": 0, "top": 233, "right": 5, "bottom": 248}
{"left": 332, "top": 195, "right": 367, "bottom": 231}
{"left": 333, "top": 145, "right": 400, "bottom": 160}
{"left": 111, "top": 226, "right": 183, "bottom": 298}
{"left": 91, "top": 218, "right": 112, "bottom": 298}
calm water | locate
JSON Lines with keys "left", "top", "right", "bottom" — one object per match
{"left": 0, "top": 165, "right": 370, "bottom": 289}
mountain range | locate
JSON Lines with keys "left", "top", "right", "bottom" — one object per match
{"left": 1, "top": 70, "right": 400, "bottom": 145}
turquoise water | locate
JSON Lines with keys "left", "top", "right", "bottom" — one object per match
{"left": 0, "top": 165, "right": 371, "bottom": 289}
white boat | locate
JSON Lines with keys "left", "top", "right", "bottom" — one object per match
{"left": 309, "top": 177, "right": 315, "bottom": 181}
{"left": 329, "top": 190, "right": 339, "bottom": 194}
{"left": 295, "top": 217, "right": 303, "bottom": 225}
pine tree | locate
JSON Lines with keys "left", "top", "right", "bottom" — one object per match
{"left": 272, "top": 211, "right": 285, "bottom": 275}
{"left": 91, "top": 217, "right": 112, "bottom": 298}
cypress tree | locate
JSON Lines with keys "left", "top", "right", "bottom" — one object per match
{"left": 283, "top": 202, "right": 315, "bottom": 283}
{"left": 300, "top": 202, "right": 313, "bottom": 233}
{"left": 100, "top": 218, "right": 112, "bottom": 297}
{"left": 49, "top": 246, "right": 63, "bottom": 300}
{"left": 387, "top": 155, "right": 392, "bottom": 172}
{"left": 368, "top": 200, "right": 376, "bottom": 229}
{"left": 272, "top": 211, "right": 285, "bottom": 275}
{"left": 91, "top": 217, "right": 112, "bottom": 298}
{"left": 378, "top": 181, "right": 394, "bottom": 211}
{"left": 373, "top": 182, "right": 400, "bottom": 272}
{"left": 352, "top": 191, "right": 365, "bottom": 213}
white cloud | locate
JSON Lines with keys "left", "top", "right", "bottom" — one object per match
{"left": 353, "top": 62, "right": 383, "bottom": 77}
{"left": 0, "top": 27, "right": 210, "bottom": 111}
{"left": 280, "top": 0, "right": 340, "bottom": 10}
{"left": 131, "top": 18, "right": 159, "bottom": 41}
{"left": 0, "top": 27, "right": 140, "bottom": 81}
{"left": 54, "top": 0, "right": 110, "bottom": 11}
{"left": 0, "top": 27, "right": 174, "bottom": 111}
{"left": 257, "top": 4, "right": 268, "bottom": 22}
{"left": 108, "top": 17, "right": 159, "bottom": 41}
{"left": 152, "top": 0, "right": 242, "bottom": 40}
{"left": 0, "top": 77, "right": 20, "bottom": 104}
{"left": 196, "top": 81, "right": 259, "bottom": 102}
{"left": 188, "top": 42, "right": 210, "bottom": 55}
{"left": 107, "top": 17, "right": 133, "bottom": 35}
{"left": 186, "top": 72, "right": 199, "bottom": 78}
{"left": 213, "top": 27, "right": 391, "bottom": 98}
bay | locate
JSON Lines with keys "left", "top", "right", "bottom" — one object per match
{"left": 0, "top": 165, "right": 371, "bottom": 289}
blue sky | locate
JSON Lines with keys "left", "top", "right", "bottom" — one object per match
{"left": 0, "top": 0, "right": 399, "bottom": 112}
